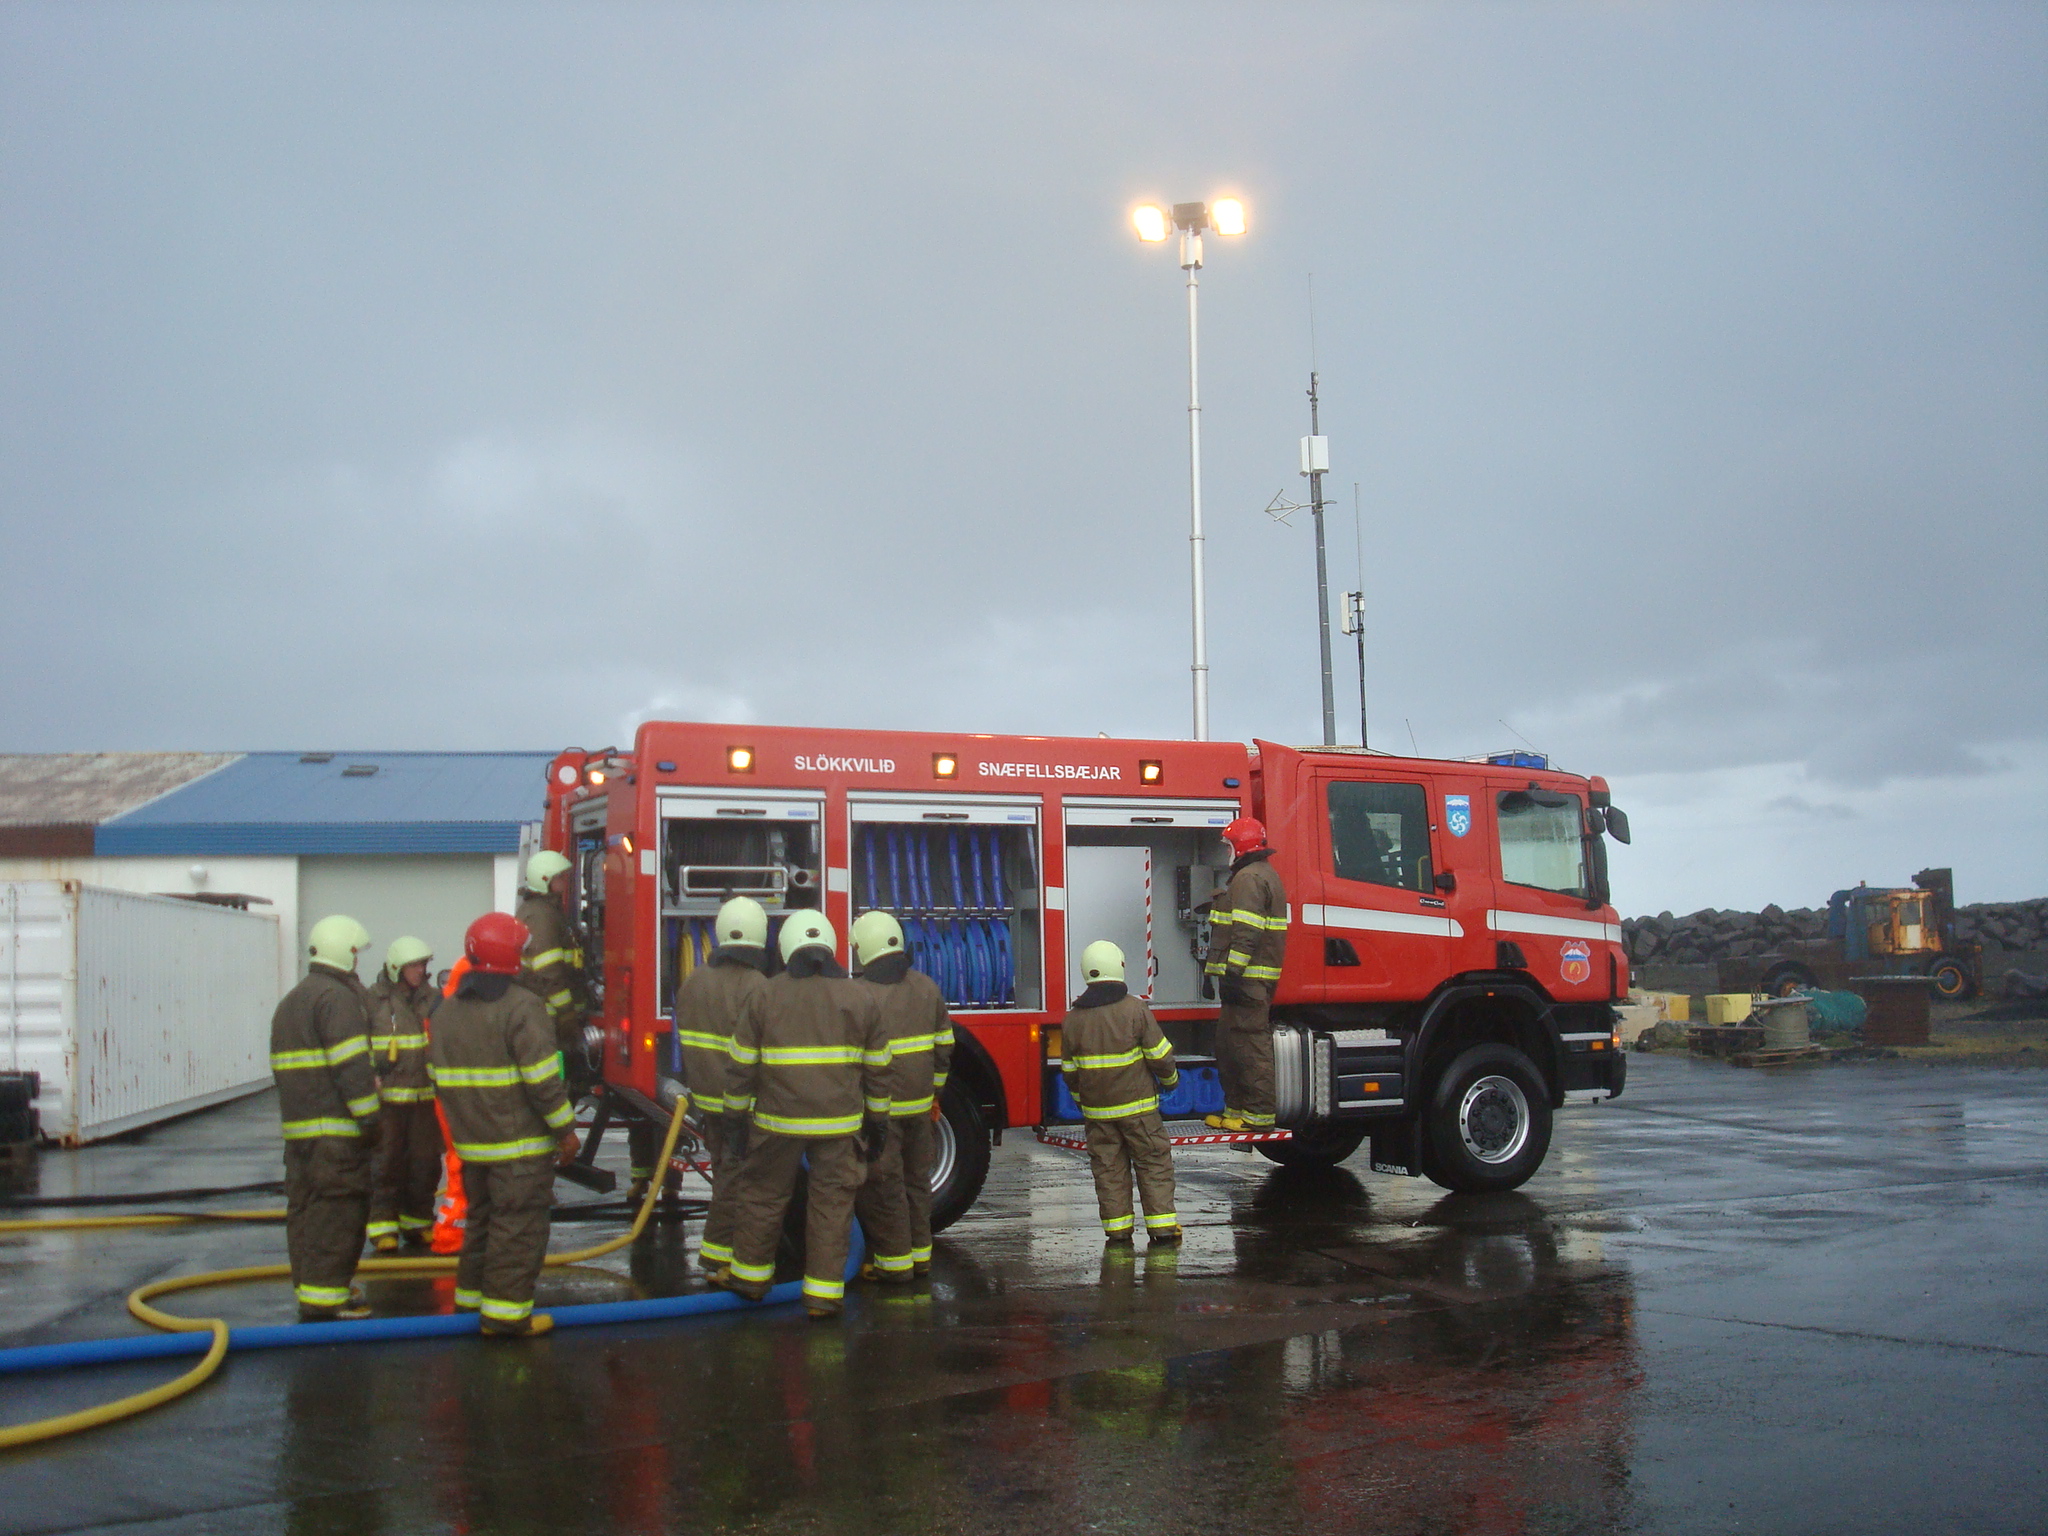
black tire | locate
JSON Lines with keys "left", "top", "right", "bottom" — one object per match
{"left": 1930, "top": 959, "right": 1974, "bottom": 1000}
{"left": 1422, "top": 1044, "right": 1553, "bottom": 1194}
{"left": 927, "top": 1082, "right": 991, "bottom": 1234}
{"left": 1255, "top": 1121, "right": 1368, "bottom": 1167}
{"left": 1761, "top": 963, "right": 1820, "bottom": 997}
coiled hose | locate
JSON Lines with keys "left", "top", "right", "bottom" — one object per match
{"left": 0, "top": 1101, "right": 703, "bottom": 1451}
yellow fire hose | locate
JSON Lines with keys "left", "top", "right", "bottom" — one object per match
{"left": 0, "top": 1105, "right": 690, "bottom": 1451}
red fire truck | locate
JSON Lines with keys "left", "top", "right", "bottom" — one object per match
{"left": 543, "top": 721, "right": 1632, "bottom": 1229}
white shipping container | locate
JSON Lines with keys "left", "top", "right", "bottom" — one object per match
{"left": 1, "top": 881, "right": 281, "bottom": 1144}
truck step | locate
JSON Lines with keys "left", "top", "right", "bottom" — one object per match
{"left": 1035, "top": 1120, "right": 1294, "bottom": 1152}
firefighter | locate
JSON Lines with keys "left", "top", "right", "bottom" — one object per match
{"left": 848, "top": 910, "right": 953, "bottom": 1281}
{"left": 1061, "top": 940, "right": 1181, "bottom": 1244}
{"left": 272, "top": 915, "right": 382, "bottom": 1321}
{"left": 365, "top": 935, "right": 444, "bottom": 1252}
{"left": 713, "top": 911, "right": 890, "bottom": 1319}
{"left": 1203, "top": 816, "right": 1290, "bottom": 1132}
{"left": 664, "top": 895, "right": 770, "bottom": 1274}
{"left": 516, "top": 849, "right": 589, "bottom": 1066}
{"left": 430, "top": 911, "right": 580, "bottom": 1338}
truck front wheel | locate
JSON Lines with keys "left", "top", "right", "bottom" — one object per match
{"left": 1255, "top": 1121, "right": 1368, "bottom": 1168}
{"left": 1930, "top": 959, "right": 1975, "bottom": 1000}
{"left": 927, "top": 1083, "right": 991, "bottom": 1234}
{"left": 1423, "top": 1044, "right": 1552, "bottom": 1194}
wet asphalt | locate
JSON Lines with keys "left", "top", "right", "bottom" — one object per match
{"left": 1, "top": 1056, "right": 2044, "bottom": 1536}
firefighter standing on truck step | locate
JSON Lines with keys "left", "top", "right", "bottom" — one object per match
{"left": 272, "top": 915, "right": 381, "bottom": 1321}
{"left": 667, "top": 895, "right": 770, "bottom": 1275}
{"left": 430, "top": 911, "right": 580, "bottom": 1338}
{"left": 713, "top": 911, "right": 890, "bottom": 1319}
{"left": 1062, "top": 940, "right": 1181, "bottom": 1244}
{"left": 849, "top": 910, "right": 954, "bottom": 1281}
{"left": 1204, "top": 816, "right": 1290, "bottom": 1132}
{"left": 365, "top": 935, "right": 443, "bottom": 1252}
{"left": 516, "top": 850, "right": 589, "bottom": 1071}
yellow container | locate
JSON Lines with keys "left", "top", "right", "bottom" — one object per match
{"left": 1645, "top": 991, "right": 1691, "bottom": 1022}
{"left": 1705, "top": 993, "right": 1756, "bottom": 1026}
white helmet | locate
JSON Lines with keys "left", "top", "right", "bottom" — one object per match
{"left": 850, "top": 910, "right": 906, "bottom": 967}
{"left": 715, "top": 896, "right": 769, "bottom": 949}
{"left": 1080, "top": 940, "right": 1125, "bottom": 984}
{"left": 384, "top": 935, "right": 433, "bottom": 983}
{"left": 777, "top": 910, "right": 837, "bottom": 964}
{"left": 308, "top": 915, "right": 372, "bottom": 973}
{"left": 525, "top": 850, "right": 573, "bottom": 893}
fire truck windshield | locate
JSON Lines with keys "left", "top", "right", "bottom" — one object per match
{"left": 1497, "top": 792, "right": 1587, "bottom": 898}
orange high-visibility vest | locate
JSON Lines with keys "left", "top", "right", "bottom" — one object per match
{"left": 428, "top": 958, "right": 475, "bottom": 1254}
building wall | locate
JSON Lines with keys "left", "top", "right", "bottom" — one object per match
{"left": 0, "top": 855, "right": 299, "bottom": 996}
{"left": 296, "top": 854, "right": 513, "bottom": 984}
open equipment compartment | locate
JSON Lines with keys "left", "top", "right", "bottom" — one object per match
{"left": 1061, "top": 798, "right": 1237, "bottom": 1009}
{"left": 656, "top": 788, "right": 823, "bottom": 1015}
{"left": 847, "top": 792, "right": 1042, "bottom": 1012}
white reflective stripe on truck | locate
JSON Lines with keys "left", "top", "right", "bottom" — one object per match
{"left": 1301, "top": 903, "right": 1463, "bottom": 939}
{"left": 1486, "top": 910, "right": 1624, "bottom": 943}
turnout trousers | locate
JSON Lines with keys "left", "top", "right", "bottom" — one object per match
{"left": 725, "top": 1132, "right": 864, "bottom": 1313}
{"left": 284, "top": 1136, "right": 371, "bottom": 1314}
{"left": 368, "top": 1101, "right": 444, "bottom": 1243}
{"left": 897, "top": 1112, "right": 937, "bottom": 1266}
{"left": 1216, "top": 993, "right": 1277, "bottom": 1126}
{"left": 694, "top": 1116, "right": 744, "bottom": 1271}
{"left": 852, "top": 1121, "right": 913, "bottom": 1278}
{"left": 1085, "top": 1111, "right": 1178, "bottom": 1237}
{"left": 456, "top": 1154, "right": 555, "bottom": 1332}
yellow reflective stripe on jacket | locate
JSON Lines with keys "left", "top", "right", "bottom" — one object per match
{"left": 1069, "top": 1048, "right": 1144, "bottom": 1070}
{"left": 726, "top": 1041, "right": 761, "bottom": 1064}
{"left": 891, "top": 1029, "right": 951, "bottom": 1055}
{"left": 694, "top": 1092, "right": 731, "bottom": 1114}
{"left": 932, "top": 1070, "right": 949, "bottom": 1090}
{"left": 281, "top": 1117, "right": 363, "bottom": 1139}
{"left": 1081, "top": 1095, "right": 1159, "bottom": 1120}
{"left": 758, "top": 1045, "right": 864, "bottom": 1067}
{"left": 453, "top": 1134, "right": 557, "bottom": 1162}
{"left": 527, "top": 947, "right": 571, "bottom": 970}
{"left": 1142, "top": 1038, "right": 1175, "bottom": 1060}
{"left": 545, "top": 989, "right": 573, "bottom": 1014}
{"left": 1225, "top": 948, "right": 1252, "bottom": 968}
{"left": 543, "top": 1102, "right": 574, "bottom": 1131}
{"left": 270, "top": 1034, "right": 370, "bottom": 1073}
{"left": 727, "top": 1094, "right": 755, "bottom": 1113}
{"left": 345, "top": 1092, "right": 380, "bottom": 1119}
{"left": 890, "top": 1094, "right": 934, "bottom": 1116}
{"left": 1222, "top": 908, "right": 1289, "bottom": 930}
{"left": 520, "top": 1057, "right": 563, "bottom": 1084}
{"left": 379, "top": 1085, "right": 436, "bottom": 1103}
{"left": 431, "top": 1064, "right": 523, "bottom": 1088}
{"left": 751, "top": 1108, "right": 863, "bottom": 1137}
{"left": 675, "top": 1029, "right": 731, "bottom": 1053}
{"left": 1242, "top": 964, "right": 1282, "bottom": 981}
{"left": 864, "top": 1095, "right": 890, "bottom": 1115}
{"left": 376, "top": 1032, "right": 429, "bottom": 1051}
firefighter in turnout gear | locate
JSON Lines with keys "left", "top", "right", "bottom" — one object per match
{"left": 713, "top": 911, "right": 891, "bottom": 1318}
{"left": 1203, "top": 816, "right": 1290, "bottom": 1131}
{"left": 849, "top": 910, "right": 954, "bottom": 1281}
{"left": 1061, "top": 940, "right": 1181, "bottom": 1244}
{"left": 430, "top": 911, "right": 580, "bottom": 1338}
{"left": 665, "top": 895, "right": 769, "bottom": 1274}
{"left": 272, "top": 915, "right": 382, "bottom": 1320}
{"left": 516, "top": 849, "right": 589, "bottom": 1066}
{"left": 365, "top": 935, "right": 444, "bottom": 1252}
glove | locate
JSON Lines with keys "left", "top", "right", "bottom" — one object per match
{"left": 1200, "top": 974, "right": 1216, "bottom": 1002}
{"left": 861, "top": 1115, "right": 889, "bottom": 1164}
{"left": 723, "top": 1113, "right": 751, "bottom": 1163}
{"left": 1219, "top": 979, "right": 1251, "bottom": 1007}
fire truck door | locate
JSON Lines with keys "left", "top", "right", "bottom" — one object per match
{"left": 1307, "top": 773, "right": 1458, "bottom": 998}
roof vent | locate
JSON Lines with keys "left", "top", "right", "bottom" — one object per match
{"left": 299, "top": 753, "right": 333, "bottom": 764}
{"left": 341, "top": 764, "right": 379, "bottom": 778}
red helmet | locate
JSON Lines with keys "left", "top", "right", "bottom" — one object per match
{"left": 1222, "top": 816, "right": 1268, "bottom": 856}
{"left": 464, "top": 911, "right": 531, "bottom": 975}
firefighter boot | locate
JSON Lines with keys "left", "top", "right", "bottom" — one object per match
{"left": 482, "top": 1313, "right": 555, "bottom": 1339}
{"left": 1204, "top": 1114, "right": 1247, "bottom": 1131}
{"left": 372, "top": 1232, "right": 401, "bottom": 1254}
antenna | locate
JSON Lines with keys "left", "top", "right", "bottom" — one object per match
{"left": 1406, "top": 718, "right": 1419, "bottom": 756}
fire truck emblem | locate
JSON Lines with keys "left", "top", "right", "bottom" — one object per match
{"left": 1559, "top": 941, "right": 1592, "bottom": 984}
{"left": 1445, "top": 795, "right": 1471, "bottom": 837}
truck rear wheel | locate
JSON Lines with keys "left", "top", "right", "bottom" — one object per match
{"left": 1761, "top": 962, "right": 1820, "bottom": 997}
{"left": 1255, "top": 1121, "right": 1368, "bottom": 1167}
{"left": 1930, "top": 959, "right": 1975, "bottom": 1000}
{"left": 928, "top": 1082, "right": 991, "bottom": 1234}
{"left": 1423, "top": 1044, "right": 1552, "bottom": 1194}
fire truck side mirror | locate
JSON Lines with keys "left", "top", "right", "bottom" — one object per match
{"left": 1603, "top": 806, "right": 1631, "bottom": 844}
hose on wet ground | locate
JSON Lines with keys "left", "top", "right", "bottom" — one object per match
{"left": 0, "top": 1100, "right": 718, "bottom": 1451}
{"left": 0, "top": 1181, "right": 286, "bottom": 1210}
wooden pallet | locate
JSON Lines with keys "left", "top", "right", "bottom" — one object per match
{"left": 1730, "top": 1045, "right": 1831, "bottom": 1068}
{"left": 1688, "top": 1024, "right": 1764, "bottom": 1058}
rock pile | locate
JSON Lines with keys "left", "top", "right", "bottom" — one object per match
{"left": 1622, "top": 898, "right": 2048, "bottom": 966}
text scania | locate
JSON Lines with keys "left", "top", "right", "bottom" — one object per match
{"left": 793, "top": 755, "right": 897, "bottom": 773}
{"left": 979, "top": 762, "right": 1123, "bottom": 780}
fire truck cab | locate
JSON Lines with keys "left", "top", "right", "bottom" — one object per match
{"left": 544, "top": 722, "right": 1632, "bottom": 1229}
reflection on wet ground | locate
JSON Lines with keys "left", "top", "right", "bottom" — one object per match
{"left": 2, "top": 1056, "right": 2044, "bottom": 1534}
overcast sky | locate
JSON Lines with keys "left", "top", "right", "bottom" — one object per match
{"left": 3, "top": 2, "right": 2042, "bottom": 914}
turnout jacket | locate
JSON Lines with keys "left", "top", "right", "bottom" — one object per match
{"left": 270, "top": 963, "right": 380, "bottom": 1141}
{"left": 516, "top": 891, "right": 585, "bottom": 1023}
{"left": 1203, "top": 851, "right": 1290, "bottom": 999}
{"left": 727, "top": 956, "right": 891, "bottom": 1138}
{"left": 1060, "top": 983, "right": 1179, "bottom": 1120}
{"left": 429, "top": 973, "right": 574, "bottom": 1162}
{"left": 675, "top": 950, "right": 766, "bottom": 1116}
{"left": 366, "top": 973, "right": 438, "bottom": 1104}
{"left": 857, "top": 955, "right": 955, "bottom": 1117}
